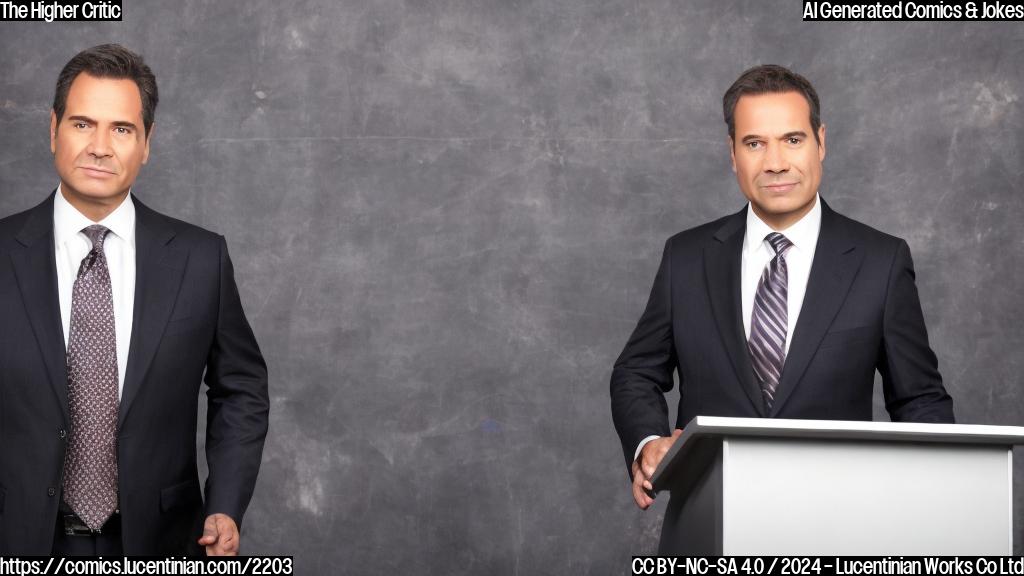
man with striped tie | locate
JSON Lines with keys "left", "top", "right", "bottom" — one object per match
{"left": 610, "top": 64, "right": 955, "bottom": 512}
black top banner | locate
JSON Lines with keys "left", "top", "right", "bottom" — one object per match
{"left": 802, "top": 0, "right": 1024, "bottom": 21}
{"left": 0, "top": 0, "right": 121, "bottom": 22}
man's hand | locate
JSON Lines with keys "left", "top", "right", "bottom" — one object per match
{"left": 198, "top": 513, "right": 240, "bottom": 556}
{"left": 631, "top": 429, "right": 683, "bottom": 510}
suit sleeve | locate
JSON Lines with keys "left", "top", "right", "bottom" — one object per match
{"left": 203, "top": 236, "right": 271, "bottom": 526}
{"left": 878, "top": 239, "right": 955, "bottom": 423}
{"left": 610, "top": 238, "right": 678, "bottom": 473}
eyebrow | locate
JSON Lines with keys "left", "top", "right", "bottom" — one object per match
{"left": 741, "top": 131, "right": 807, "bottom": 143}
{"left": 66, "top": 115, "right": 139, "bottom": 130}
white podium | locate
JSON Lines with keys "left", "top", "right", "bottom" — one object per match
{"left": 650, "top": 416, "right": 1024, "bottom": 555}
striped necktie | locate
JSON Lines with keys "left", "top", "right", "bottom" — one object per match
{"left": 748, "top": 232, "right": 793, "bottom": 412}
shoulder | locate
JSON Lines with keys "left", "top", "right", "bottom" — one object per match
{"left": 0, "top": 204, "right": 37, "bottom": 237}
{"left": 0, "top": 195, "right": 53, "bottom": 254}
{"left": 663, "top": 207, "right": 746, "bottom": 255}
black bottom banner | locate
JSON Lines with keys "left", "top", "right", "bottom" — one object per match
{"left": 633, "top": 557, "right": 1024, "bottom": 576}
{"left": 0, "top": 556, "right": 293, "bottom": 576}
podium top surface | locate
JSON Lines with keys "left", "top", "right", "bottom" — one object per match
{"left": 650, "top": 416, "right": 1024, "bottom": 492}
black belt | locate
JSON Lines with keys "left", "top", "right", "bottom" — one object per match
{"left": 60, "top": 511, "right": 121, "bottom": 537}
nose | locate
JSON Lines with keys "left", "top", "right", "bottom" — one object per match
{"left": 763, "top": 141, "right": 789, "bottom": 173}
{"left": 86, "top": 128, "right": 113, "bottom": 159}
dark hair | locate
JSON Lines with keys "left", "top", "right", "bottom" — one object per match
{"left": 53, "top": 44, "right": 158, "bottom": 136}
{"left": 723, "top": 64, "right": 821, "bottom": 146}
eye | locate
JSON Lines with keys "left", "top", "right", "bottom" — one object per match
{"left": 786, "top": 137, "right": 802, "bottom": 145}
{"left": 745, "top": 141, "right": 763, "bottom": 150}
{"left": 114, "top": 126, "right": 131, "bottom": 135}
{"left": 73, "top": 122, "right": 89, "bottom": 130}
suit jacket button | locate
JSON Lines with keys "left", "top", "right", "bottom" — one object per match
{"left": 58, "top": 428, "right": 67, "bottom": 439}
{"left": 47, "top": 487, "right": 56, "bottom": 497}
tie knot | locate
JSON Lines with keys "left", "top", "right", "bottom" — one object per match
{"left": 82, "top": 225, "right": 110, "bottom": 252}
{"left": 765, "top": 232, "right": 792, "bottom": 256}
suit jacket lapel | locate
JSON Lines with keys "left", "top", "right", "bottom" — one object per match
{"left": 771, "top": 200, "right": 863, "bottom": 415}
{"left": 119, "top": 198, "right": 187, "bottom": 427}
{"left": 704, "top": 207, "right": 766, "bottom": 416}
{"left": 9, "top": 193, "right": 69, "bottom": 420}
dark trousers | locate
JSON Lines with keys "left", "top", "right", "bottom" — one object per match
{"left": 51, "top": 512, "right": 123, "bottom": 556}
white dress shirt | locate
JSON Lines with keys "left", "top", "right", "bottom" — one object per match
{"left": 54, "top": 186, "right": 136, "bottom": 398}
{"left": 634, "top": 195, "right": 822, "bottom": 462}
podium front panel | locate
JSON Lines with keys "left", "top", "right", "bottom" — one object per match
{"left": 720, "top": 438, "right": 1011, "bottom": 555}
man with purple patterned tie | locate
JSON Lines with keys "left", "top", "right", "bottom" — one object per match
{"left": 0, "top": 45, "right": 269, "bottom": 555}
{"left": 610, "top": 65, "right": 954, "bottom": 514}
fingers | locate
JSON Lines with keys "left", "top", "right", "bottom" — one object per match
{"left": 641, "top": 457, "right": 658, "bottom": 480}
{"left": 640, "top": 429, "right": 685, "bottom": 484}
{"left": 198, "top": 514, "right": 240, "bottom": 556}
{"left": 642, "top": 441, "right": 666, "bottom": 478}
{"left": 631, "top": 430, "right": 686, "bottom": 509}
{"left": 631, "top": 459, "right": 656, "bottom": 509}
{"left": 633, "top": 482, "right": 654, "bottom": 509}
{"left": 632, "top": 469, "right": 655, "bottom": 509}
{"left": 197, "top": 516, "right": 218, "bottom": 545}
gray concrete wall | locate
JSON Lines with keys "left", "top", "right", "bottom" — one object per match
{"left": 1, "top": 2, "right": 1021, "bottom": 573}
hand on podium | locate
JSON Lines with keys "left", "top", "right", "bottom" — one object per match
{"left": 631, "top": 428, "right": 683, "bottom": 510}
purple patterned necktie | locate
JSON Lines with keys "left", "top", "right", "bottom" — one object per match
{"left": 62, "top": 224, "right": 119, "bottom": 530}
{"left": 748, "top": 232, "right": 793, "bottom": 412}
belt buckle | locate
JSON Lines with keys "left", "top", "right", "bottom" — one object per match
{"left": 63, "top": 514, "right": 101, "bottom": 536}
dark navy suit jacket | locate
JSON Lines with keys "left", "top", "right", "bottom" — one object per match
{"left": 611, "top": 199, "right": 954, "bottom": 471}
{"left": 0, "top": 193, "right": 269, "bottom": 554}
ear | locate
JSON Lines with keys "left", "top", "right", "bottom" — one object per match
{"left": 142, "top": 123, "right": 154, "bottom": 165}
{"left": 817, "top": 123, "right": 827, "bottom": 162}
{"left": 729, "top": 137, "right": 737, "bottom": 173}
{"left": 50, "top": 110, "right": 58, "bottom": 155}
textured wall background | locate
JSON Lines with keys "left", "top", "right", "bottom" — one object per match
{"left": 1, "top": 1, "right": 1022, "bottom": 573}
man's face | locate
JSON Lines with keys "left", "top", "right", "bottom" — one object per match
{"left": 730, "top": 91, "right": 825, "bottom": 230}
{"left": 50, "top": 73, "right": 151, "bottom": 209}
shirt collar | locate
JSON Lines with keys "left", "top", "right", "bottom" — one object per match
{"left": 53, "top": 185, "right": 136, "bottom": 249}
{"left": 744, "top": 193, "right": 821, "bottom": 254}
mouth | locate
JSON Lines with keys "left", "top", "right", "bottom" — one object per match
{"left": 760, "top": 182, "right": 799, "bottom": 193}
{"left": 78, "top": 166, "right": 116, "bottom": 178}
